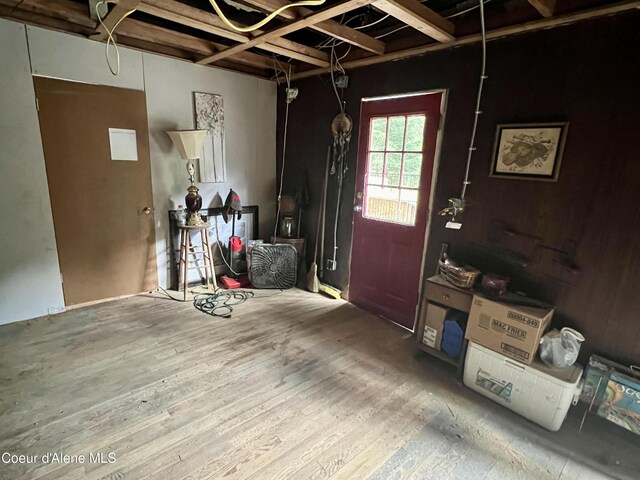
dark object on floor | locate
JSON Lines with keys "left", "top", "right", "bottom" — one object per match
{"left": 193, "top": 290, "right": 255, "bottom": 318}
{"left": 220, "top": 274, "right": 251, "bottom": 289}
{"left": 248, "top": 243, "right": 297, "bottom": 289}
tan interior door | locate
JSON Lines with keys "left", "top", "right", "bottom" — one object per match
{"left": 34, "top": 76, "right": 157, "bottom": 306}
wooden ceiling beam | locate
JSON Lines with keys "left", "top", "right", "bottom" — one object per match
{"left": 197, "top": 0, "right": 375, "bottom": 65}
{"left": 20, "top": 0, "right": 96, "bottom": 27}
{"left": 8, "top": 0, "right": 278, "bottom": 75}
{"left": 241, "top": 0, "right": 385, "bottom": 54}
{"left": 91, "top": 0, "right": 142, "bottom": 41}
{"left": 528, "top": 0, "right": 556, "bottom": 18}
{"left": 374, "top": 0, "right": 454, "bottom": 43}
{"left": 117, "top": 18, "right": 284, "bottom": 71}
{"left": 0, "top": 3, "right": 92, "bottom": 34}
{"left": 289, "top": 0, "right": 640, "bottom": 80}
{"left": 139, "top": 0, "right": 328, "bottom": 67}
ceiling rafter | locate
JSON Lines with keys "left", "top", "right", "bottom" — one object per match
{"left": 197, "top": 0, "right": 376, "bottom": 65}
{"left": 119, "top": 18, "right": 283, "bottom": 71}
{"left": 10, "top": 0, "right": 278, "bottom": 74}
{"left": 528, "top": 0, "right": 556, "bottom": 18}
{"left": 138, "top": 0, "right": 330, "bottom": 67}
{"left": 289, "top": 0, "right": 640, "bottom": 80}
{"left": 374, "top": 0, "right": 455, "bottom": 43}
{"left": 91, "top": 0, "right": 142, "bottom": 41}
{"left": 241, "top": 0, "right": 386, "bottom": 54}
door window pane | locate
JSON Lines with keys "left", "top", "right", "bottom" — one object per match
{"left": 367, "top": 152, "right": 384, "bottom": 184}
{"left": 405, "top": 116, "right": 425, "bottom": 151}
{"left": 369, "top": 117, "right": 387, "bottom": 151}
{"left": 386, "top": 116, "right": 406, "bottom": 151}
{"left": 384, "top": 153, "right": 402, "bottom": 187}
{"left": 363, "top": 113, "right": 427, "bottom": 226}
{"left": 402, "top": 153, "right": 422, "bottom": 188}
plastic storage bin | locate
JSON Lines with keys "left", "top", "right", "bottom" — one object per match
{"left": 441, "top": 319, "right": 464, "bottom": 358}
{"left": 464, "top": 342, "right": 583, "bottom": 431}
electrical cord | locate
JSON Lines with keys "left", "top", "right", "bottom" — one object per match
{"left": 330, "top": 45, "right": 344, "bottom": 113}
{"left": 211, "top": 216, "right": 241, "bottom": 276}
{"left": 156, "top": 285, "right": 189, "bottom": 302}
{"left": 193, "top": 290, "right": 254, "bottom": 318}
{"left": 95, "top": 0, "right": 136, "bottom": 76}
{"left": 460, "top": 0, "right": 488, "bottom": 201}
{"left": 207, "top": 0, "right": 326, "bottom": 33}
{"left": 273, "top": 59, "right": 292, "bottom": 242}
{"left": 193, "top": 289, "right": 284, "bottom": 318}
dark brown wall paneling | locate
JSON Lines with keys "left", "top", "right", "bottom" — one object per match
{"left": 276, "top": 12, "right": 640, "bottom": 365}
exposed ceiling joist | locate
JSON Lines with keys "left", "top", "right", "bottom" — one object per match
{"left": 289, "top": 0, "right": 640, "bottom": 80}
{"left": 10, "top": 0, "right": 276, "bottom": 74}
{"left": 528, "top": 0, "right": 556, "bottom": 18}
{"left": 197, "top": 0, "right": 376, "bottom": 65}
{"left": 139, "top": 0, "right": 329, "bottom": 67}
{"left": 91, "top": 0, "right": 141, "bottom": 41}
{"left": 374, "top": 0, "right": 455, "bottom": 43}
{"left": 118, "top": 18, "right": 281, "bottom": 71}
{"left": 241, "top": 0, "right": 386, "bottom": 54}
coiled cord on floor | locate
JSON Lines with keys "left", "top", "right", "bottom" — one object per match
{"left": 193, "top": 290, "right": 255, "bottom": 318}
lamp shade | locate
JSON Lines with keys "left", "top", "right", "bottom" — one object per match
{"left": 167, "top": 130, "right": 207, "bottom": 160}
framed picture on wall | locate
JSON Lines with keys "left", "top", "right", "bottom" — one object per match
{"left": 489, "top": 122, "right": 569, "bottom": 181}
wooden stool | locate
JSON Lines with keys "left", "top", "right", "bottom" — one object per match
{"left": 178, "top": 223, "right": 217, "bottom": 300}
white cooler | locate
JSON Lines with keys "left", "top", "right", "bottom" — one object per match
{"left": 464, "top": 342, "right": 583, "bottom": 431}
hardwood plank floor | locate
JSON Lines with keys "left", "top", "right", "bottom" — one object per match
{"left": 0, "top": 289, "right": 638, "bottom": 479}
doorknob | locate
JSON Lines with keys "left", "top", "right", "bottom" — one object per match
{"left": 354, "top": 205, "right": 363, "bottom": 212}
{"left": 142, "top": 206, "right": 152, "bottom": 214}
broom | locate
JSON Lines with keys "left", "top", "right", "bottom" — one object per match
{"left": 307, "top": 147, "right": 330, "bottom": 292}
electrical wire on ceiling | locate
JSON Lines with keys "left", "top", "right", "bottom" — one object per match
{"left": 316, "top": 0, "right": 492, "bottom": 51}
{"left": 208, "top": 0, "right": 326, "bottom": 33}
{"left": 95, "top": 0, "right": 136, "bottom": 76}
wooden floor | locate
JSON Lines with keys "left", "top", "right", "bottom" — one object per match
{"left": 1, "top": 289, "right": 638, "bottom": 480}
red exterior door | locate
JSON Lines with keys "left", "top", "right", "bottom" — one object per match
{"left": 349, "top": 92, "right": 443, "bottom": 330}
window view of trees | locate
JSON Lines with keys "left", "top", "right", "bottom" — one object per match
{"left": 365, "top": 114, "right": 426, "bottom": 225}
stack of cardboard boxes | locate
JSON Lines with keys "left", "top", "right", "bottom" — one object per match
{"left": 465, "top": 295, "right": 554, "bottom": 365}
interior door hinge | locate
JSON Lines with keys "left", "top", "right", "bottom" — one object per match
{"left": 35, "top": 98, "right": 39, "bottom": 112}
{"left": 60, "top": 272, "right": 63, "bottom": 284}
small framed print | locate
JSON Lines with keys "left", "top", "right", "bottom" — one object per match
{"left": 490, "top": 122, "right": 569, "bottom": 181}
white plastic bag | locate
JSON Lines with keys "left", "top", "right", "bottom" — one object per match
{"left": 539, "top": 328, "right": 585, "bottom": 368}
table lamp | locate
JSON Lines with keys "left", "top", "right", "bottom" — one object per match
{"left": 167, "top": 129, "right": 208, "bottom": 226}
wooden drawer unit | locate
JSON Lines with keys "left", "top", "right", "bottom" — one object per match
{"left": 424, "top": 276, "right": 473, "bottom": 312}
{"left": 416, "top": 275, "right": 474, "bottom": 377}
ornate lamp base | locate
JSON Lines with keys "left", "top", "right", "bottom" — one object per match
{"left": 185, "top": 185, "right": 204, "bottom": 226}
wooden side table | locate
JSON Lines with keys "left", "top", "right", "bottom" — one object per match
{"left": 178, "top": 224, "right": 217, "bottom": 300}
{"left": 416, "top": 274, "right": 474, "bottom": 376}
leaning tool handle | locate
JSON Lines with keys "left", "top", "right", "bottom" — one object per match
{"left": 319, "top": 146, "right": 330, "bottom": 278}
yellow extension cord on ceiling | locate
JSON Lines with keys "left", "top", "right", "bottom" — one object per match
{"left": 207, "top": 0, "right": 328, "bottom": 33}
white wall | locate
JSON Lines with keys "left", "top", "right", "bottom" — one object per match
{"left": 0, "top": 20, "right": 276, "bottom": 322}
{"left": 0, "top": 20, "right": 65, "bottom": 323}
{"left": 143, "top": 54, "right": 276, "bottom": 288}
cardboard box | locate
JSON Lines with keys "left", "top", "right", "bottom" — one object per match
{"left": 422, "top": 303, "right": 448, "bottom": 350}
{"left": 465, "top": 295, "right": 554, "bottom": 365}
